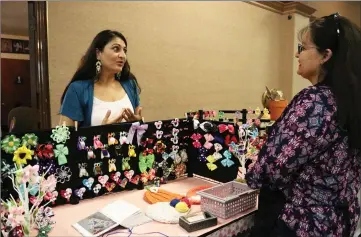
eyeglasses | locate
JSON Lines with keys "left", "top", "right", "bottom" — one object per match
{"left": 297, "top": 43, "right": 317, "bottom": 54}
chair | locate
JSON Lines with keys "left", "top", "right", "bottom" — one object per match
{"left": 7, "top": 107, "right": 40, "bottom": 133}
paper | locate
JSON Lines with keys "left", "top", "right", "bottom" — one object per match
{"left": 186, "top": 213, "right": 206, "bottom": 223}
{"left": 73, "top": 200, "right": 143, "bottom": 236}
{"left": 100, "top": 200, "right": 140, "bottom": 224}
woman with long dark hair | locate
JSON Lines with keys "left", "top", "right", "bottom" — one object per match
{"left": 246, "top": 13, "right": 361, "bottom": 236}
{"left": 59, "top": 30, "right": 142, "bottom": 127}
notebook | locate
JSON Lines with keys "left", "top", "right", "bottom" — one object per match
{"left": 72, "top": 200, "right": 152, "bottom": 236}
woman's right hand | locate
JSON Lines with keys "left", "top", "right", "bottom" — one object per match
{"left": 101, "top": 109, "right": 125, "bottom": 125}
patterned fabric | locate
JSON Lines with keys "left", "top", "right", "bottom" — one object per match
{"left": 246, "top": 84, "right": 361, "bottom": 237}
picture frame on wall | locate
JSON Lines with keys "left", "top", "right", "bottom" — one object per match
{"left": 1, "top": 38, "right": 29, "bottom": 54}
{"left": 1, "top": 39, "right": 13, "bottom": 53}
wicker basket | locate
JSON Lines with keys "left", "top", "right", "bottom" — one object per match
{"left": 196, "top": 181, "right": 258, "bottom": 219}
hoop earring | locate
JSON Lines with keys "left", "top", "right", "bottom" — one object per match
{"left": 116, "top": 72, "right": 121, "bottom": 78}
{"left": 96, "top": 60, "right": 101, "bottom": 74}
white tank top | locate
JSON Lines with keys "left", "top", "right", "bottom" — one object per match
{"left": 91, "top": 95, "right": 134, "bottom": 126}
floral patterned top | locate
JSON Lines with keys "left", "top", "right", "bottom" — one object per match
{"left": 246, "top": 84, "right": 361, "bottom": 237}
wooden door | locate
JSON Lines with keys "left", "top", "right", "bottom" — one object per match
{"left": 1, "top": 58, "right": 31, "bottom": 129}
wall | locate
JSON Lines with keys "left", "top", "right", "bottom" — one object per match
{"left": 48, "top": 1, "right": 285, "bottom": 127}
{"left": 47, "top": 1, "right": 361, "bottom": 127}
{"left": 305, "top": 1, "right": 361, "bottom": 27}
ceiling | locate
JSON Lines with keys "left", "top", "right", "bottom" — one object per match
{"left": 1, "top": 1, "right": 28, "bottom": 36}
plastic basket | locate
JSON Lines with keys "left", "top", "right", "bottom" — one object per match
{"left": 196, "top": 181, "right": 258, "bottom": 219}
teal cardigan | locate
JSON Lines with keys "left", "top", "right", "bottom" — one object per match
{"left": 59, "top": 79, "right": 140, "bottom": 127}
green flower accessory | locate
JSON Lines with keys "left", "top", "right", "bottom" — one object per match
{"left": 139, "top": 153, "right": 155, "bottom": 173}
{"left": 37, "top": 225, "right": 52, "bottom": 237}
{"left": 50, "top": 124, "right": 70, "bottom": 144}
{"left": 1, "top": 135, "right": 21, "bottom": 154}
{"left": 22, "top": 133, "right": 38, "bottom": 147}
{"left": 54, "top": 144, "right": 69, "bottom": 165}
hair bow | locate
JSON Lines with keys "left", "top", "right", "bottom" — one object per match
{"left": 218, "top": 124, "right": 235, "bottom": 134}
{"left": 206, "top": 155, "right": 217, "bottom": 171}
{"left": 127, "top": 122, "right": 148, "bottom": 145}
{"left": 214, "top": 143, "right": 223, "bottom": 152}
{"left": 174, "top": 149, "right": 188, "bottom": 164}
{"left": 154, "top": 141, "right": 166, "bottom": 153}
{"left": 191, "top": 133, "right": 202, "bottom": 148}
{"left": 142, "top": 148, "right": 154, "bottom": 156}
{"left": 221, "top": 150, "right": 235, "bottom": 167}
{"left": 225, "top": 135, "right": 238, "bottom": 146}
{"left": 54, "top": 144, "right": 68, "bottom": 165}
{"left": 174, "top": 163, "right": 187, "bottom": 178}
{"left": 198, "top": 147, "right": 207, "bottom": 162}
{"left": 140, "top": 168, "right": 156, "bottom": 184}
{"left": 203, "top": 134, "right": 214, "bottom": 149}
{"left": 213, "top": 135, "right": 224, "bottom": 144}
{"left": 138, "top": 153, "right": 155, "bottom": 173}
{"left": 141, "top": 138, "right": 154, "bottom": 147}
{"left": 199, "top": 122, "right": 217, "bottom": 133}
{"left": 35, "top": 144, "right": 54, "bottom": 159}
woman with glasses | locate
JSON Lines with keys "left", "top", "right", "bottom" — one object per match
{"left": 246, "top": 13, "right": 361, "bottom": 237}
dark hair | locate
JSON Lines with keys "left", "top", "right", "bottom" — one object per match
{"left": 299, "top": 14, "right": 361, "bottom": 150}
{"left": 60, "top": 30, "right": 141, "bottom": 104}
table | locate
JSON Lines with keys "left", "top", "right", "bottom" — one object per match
{"left": 39, "top": 177, "right": 257, "bottom": 237}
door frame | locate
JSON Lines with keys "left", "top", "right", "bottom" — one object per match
{"left": 28, "top": 1, "right": 51, "bottom": 129}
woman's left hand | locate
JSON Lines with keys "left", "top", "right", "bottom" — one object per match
{"left": 123, "top": 107, "right": 142, "bottom": 122}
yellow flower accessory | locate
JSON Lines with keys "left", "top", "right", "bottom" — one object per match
{"left": 13, "top": 145, "right": 33, "bottom": 166}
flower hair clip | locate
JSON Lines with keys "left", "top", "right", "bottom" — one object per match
{"left": 55, "top": 166, "right": 72, "bottom": 183}
{"left": 50, "top": 124, "right": 70, "bottom": 144}
{"left": 21, "top": 133, "right": 38, "bottom": 148}
{"left": 1, "top": 135, "right": 21, "bottom": 154}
